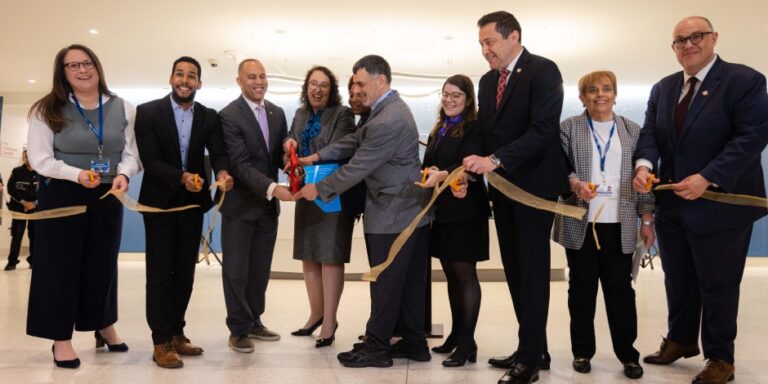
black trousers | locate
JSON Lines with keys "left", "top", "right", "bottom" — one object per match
{"left": 143, "top": 209, "right": 203, "bottom": 344}
{"left": 27, "top": 181, "right": 122, "bottom": 340}
{"left": 493, "top": 197, "right": 553, "bottom": 367}
{"left": 656, "top": 203, "right": 752, "bottom": 364}
{"left": 565, "top": 223, "right": 639, "bottom": 363}
{"left": 8, "top": 218, "right": 35, "bottom": 263}
{"left": 363, "top": 225, "right": 429, "bottom": 352}
{"left": 221, "top": 214, "right": 277, "bottom": 336}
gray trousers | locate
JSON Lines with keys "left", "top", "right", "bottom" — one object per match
{"left": 221, "top": 214, "right": 277, "bottom": 336}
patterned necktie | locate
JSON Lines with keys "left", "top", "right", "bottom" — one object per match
{"left": 496, "top": 69, "right": 511, "bottom": 110}
{"left": 674, "top": 77, "right": 698, "bottom": 137}
{"left": 255, "top": 105, "right": 270, "bottom": 150}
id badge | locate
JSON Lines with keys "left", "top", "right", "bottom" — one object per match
{"left": 596, "top": 183, "right": 615, "bottom": 197}
{"left": 90, "top": 158, "right": 110, "bottom": 174}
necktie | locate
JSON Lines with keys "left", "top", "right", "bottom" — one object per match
{"left": 496, "top": 69, "right": 510, "bottom": 110}
{"left": 255, "top": 105, "right": 270, "bottom": 150}
{"left": 674, "top": 77, "right": 698, "bottom": 137}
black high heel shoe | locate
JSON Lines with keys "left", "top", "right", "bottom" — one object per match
{"left": 442, "top": 343, "right": 477, "bottom": 367}
{"left": 315, "top": 323, "right": 338, "bottom": 348}
{"left": 431, "top": 334, "right": 458, "bottom": 354}
{"left": 291, "top": 317, "right": 323, "bottom": 336}
{"left": 95, "top": 331, "right": 129, "bottom": 352}
{"left": 52, "top": 345, "right": 80, "bottom": 369}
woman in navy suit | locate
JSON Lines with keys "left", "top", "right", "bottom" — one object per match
{"left": 422, "top": 74, "right": 490, "bottom": 367}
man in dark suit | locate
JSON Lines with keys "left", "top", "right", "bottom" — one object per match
{"left": 463, "top": 11, "right": 567, "bottom": 384}
{"left": 295, "top": 55, "right": 431, "bottom": 368}
{"left": 135, "top": 56, "right": 233, "bottom": 368}
{"left": 633, "top": 16, "right": 768, "bottom": 384}
{"left": 219, "top": 59, "right": 290, "bottom": 354}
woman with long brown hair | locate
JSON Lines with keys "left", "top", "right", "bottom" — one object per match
{"left": 26, "top": 44, "right": 140, "bottom": 368}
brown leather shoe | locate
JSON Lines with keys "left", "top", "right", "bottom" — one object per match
{"left": 692, "top": 359, "right": 735, "bottom": 384}
{"left": 643, "top": 337, "right": 700, "bottom": 365}
{"left": 153, "top": 342, "right": 183, "bottom": 368}
{"left": 172, "top": 335, "right": 204, "bottom": 356}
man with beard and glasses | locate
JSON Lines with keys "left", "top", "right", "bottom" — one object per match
{"left": 135, "top": 56, "right": 233, "bottom": 368}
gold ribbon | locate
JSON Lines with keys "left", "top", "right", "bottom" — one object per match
{"left": 199, "top": 180, "right": 227, "bottom": 264}
{"left": 654, "top": 185, "right": 768, "bottom": 208}
{"left": 590, "top": 203, "right": 605, "bottom": 250}
{"left": 8, "top": 206, "right": 87, "bottom": 220}
{"left": 361, "top": 167, "right": 588, "bottom": 282}
{"left": 99, "top": 189, "right": 201, "bottom": 212}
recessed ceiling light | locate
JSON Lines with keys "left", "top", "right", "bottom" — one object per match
{"left": 444, "top": 35, "right": 454, "bottom": 41}
{"left": 27, "top": 79, "right": 36, "bottom": 84}
{"left": 89, "top": 28, "right": 99, "bottom": 35}
{"left": 274, "top": 29, "right": 286, "bottom": 34}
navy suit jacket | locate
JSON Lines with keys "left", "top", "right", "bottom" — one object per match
{"left": 219, "top": 96, "right": 287, "bottom": 221}
{"left": 135, "top": 95, "right": 229, "bottom": 212}
{"left": 478, "top": 48, "right": 569, "bottom": 200}
{"left": 635, "top": 57, "right": 768, "bottom": 233}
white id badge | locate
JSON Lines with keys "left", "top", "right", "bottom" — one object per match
{"left": 90, "top": 158, "right": 110, "bottom": 174}
{"left": 596, "top": 183, "right": 615, "bottom": 197}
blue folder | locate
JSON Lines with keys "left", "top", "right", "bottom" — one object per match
{"left": 303, "top": 163, "right": 342, "bottom": 213}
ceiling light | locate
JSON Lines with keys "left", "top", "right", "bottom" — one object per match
{"left": 89, "top": 28, "right": 99, "bottom": 35}
{"left": 27, "top": 79, "right": 36, "bottom": 84}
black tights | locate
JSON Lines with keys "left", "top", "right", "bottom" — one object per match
{"left": 441, "top": 259, "right": 481, "bottom": 347}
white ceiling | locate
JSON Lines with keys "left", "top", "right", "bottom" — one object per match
{"left": 1, "top": 0, "right": 767, "bottom": 97}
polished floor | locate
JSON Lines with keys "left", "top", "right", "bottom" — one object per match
{"left": 1, "top": 258, "right": 768, "bottom": 384}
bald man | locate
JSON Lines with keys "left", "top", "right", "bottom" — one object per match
{"left": 634, "top": 16, "right": 768, "bottom": 384}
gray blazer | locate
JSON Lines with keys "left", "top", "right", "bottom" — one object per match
{"left": 315, "top": 90, "right": 430, "bottom": 234}
{"left": 552, "top": 112, "right": 654, "bottom": 254}
{"left": 219, "top": 95, "right": 288, "bottom": 220}
{"left": 287, "top": 105, "right": 355, "bottom": 155}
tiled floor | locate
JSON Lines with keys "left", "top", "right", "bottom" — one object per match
{"left": 2, "top": 259, "right": 768, "bottom": 383}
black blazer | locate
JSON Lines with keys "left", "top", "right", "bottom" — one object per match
{"left": 135, "top": 95, "right": 230, "bottom": 212}
{"left": 635, "top": 57, "right": 768, "bottom": 233}
{"left": 423, "top": 120, "right": 491, "bottom": 223}
{"left": 219, "top": 96, "right": 287, "bottom": 220}
{"left": 478, "top": 48, "right": 569, "bottom": 200}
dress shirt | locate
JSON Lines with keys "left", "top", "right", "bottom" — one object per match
{"left": 27, "top": 94, "right": 141, "bottom": 182}
{"left": 500, "top": 48, "right": 524, "bottom": 86}
{"left": 170, "top": 97, "right": 194, "bottom": 171}
{"left": 242, "top": 96, "right": 277, "bottom": 199}
{"left": 370, "top": 89, "right": 394, "bottom": 113}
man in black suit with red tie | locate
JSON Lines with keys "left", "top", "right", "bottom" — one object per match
{"left": 463, "top": 11, "right": 568, "bottom": 384}
{"left": 135, "top": 56, "right": 233, "bottom": 368}
{"left": 633, "top": 16, "right": 768, "bottom": 384}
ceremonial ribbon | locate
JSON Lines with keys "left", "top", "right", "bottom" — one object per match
{"left": 199, "top": 179, "right": 228, "bottom": 264}
{"left": 653, "top": 184, "right": 768, "bottom": 208}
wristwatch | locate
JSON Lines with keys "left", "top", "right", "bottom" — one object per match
{"left": 641, "top": 220, "right": 653, "bottom": 226}
{"left": 489, "top": 154, "right": 503, "bottom": 169}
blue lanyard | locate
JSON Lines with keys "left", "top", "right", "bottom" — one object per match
{"left": 587, "top": 114, "right": 616, "bottom": 176}
{"left": 72, "top": 93, "right": 104, "bottom": 157}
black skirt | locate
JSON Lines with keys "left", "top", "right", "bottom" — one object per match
{"left": 429, "top": 217, "right": 489, "bottom": 262}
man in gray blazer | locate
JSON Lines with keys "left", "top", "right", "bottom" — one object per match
{"left": 219, "top": 59, "right": 291, "bottom": 353}
{"left": 295, "top": 55, "right": 431, "bottom": 368}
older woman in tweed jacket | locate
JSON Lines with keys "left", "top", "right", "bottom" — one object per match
{"left": 552, "top": 71, "right": 655, "bottom": 380}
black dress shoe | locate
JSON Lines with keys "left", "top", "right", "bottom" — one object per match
{"left": 315, "top": 323, "right": 338, "bottom": 348}
{"left": 489, "top": 351, "right": 550, "bottom": 370}
{"left": 432, "top": 333, "right": 458, "bottom": 354}
{"left": 291, "top": 317, "right": 323, "bottom": 336}
{"left": 498, "top": 362, "right": 539, "bottom": 384}
{"left": 52, "top": 345, "right": 80, "bottom": 369}
{"left": 572, "top": 357, "right": 591, "bottom": 373}
{"left": 442, "top": 342, "right": 477, "bottom": 367}
{"left": 337, "top": 347, "right": 393, "bottom": 368}
{"left": 95, "top": 331, "right": 129, "bottom": 352}
{"left": 623, "top": 362, "right": 644, "bottom": 379}
{"left": 390, "top": 339, "right": 431, "bottom": 362}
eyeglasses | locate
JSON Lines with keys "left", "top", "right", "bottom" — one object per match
{"left": 640, "top": 245, "right": 659, "bottom": 270}
{"left": 672, "top": 31, "right": 713, "bottom": 49}
{"left": 64, "top": 60, "right": 95, "bottom": 72}
{"left": 440, "top": 92, "right": 466, "bottom": 101}
{"left": 308, "top": 81, "right": 330, "bottom": 90}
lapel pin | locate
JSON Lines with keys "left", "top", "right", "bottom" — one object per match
{"left": 516, "top": 68, "right": 522, "bottom": 73}
{"left": 702, "top": 90, "right": 709, "bottom": 96}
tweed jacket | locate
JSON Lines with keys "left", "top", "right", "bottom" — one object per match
{"left": 552, "top": 111, "right": 654, "bottom": 254}
{"left": 287, "top": 105, "right": 355, "bottom": 156}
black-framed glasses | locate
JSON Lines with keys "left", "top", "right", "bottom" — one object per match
{"left": 440, "top": 92, "right": 466, "bottom": 101}
{"left": 672, "top": 32, "right": 713, "bottom": 49}
{"left": 640, "top": 245, "right": 659, "bottom": 269}
{"left": 64, "top": 60, "right": 95, "bottom": 72}
{"left": 308, "top": 80, "right": 330, "bottom": 90}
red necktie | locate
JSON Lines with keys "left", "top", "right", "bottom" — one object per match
{"left": 496, "top": 69, "right": 510, "bottom": 110}
{"left": 674, "top": 77, "right": 698, "bottom": 137}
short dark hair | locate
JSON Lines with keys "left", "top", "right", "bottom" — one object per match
{"left": 300, "top": 65, "right": 341, "bottom": 111}
{"left": 352, "top": 55, "right": 391, "bottom": 84}
{"left": 347, "top": 76, "right": 354, "bottom": 91}
{"left": 172, "top": 56, "right": 202, "bottom": 78}
{"left": 478, "top": 11, "right": 522, "bottom": 42}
